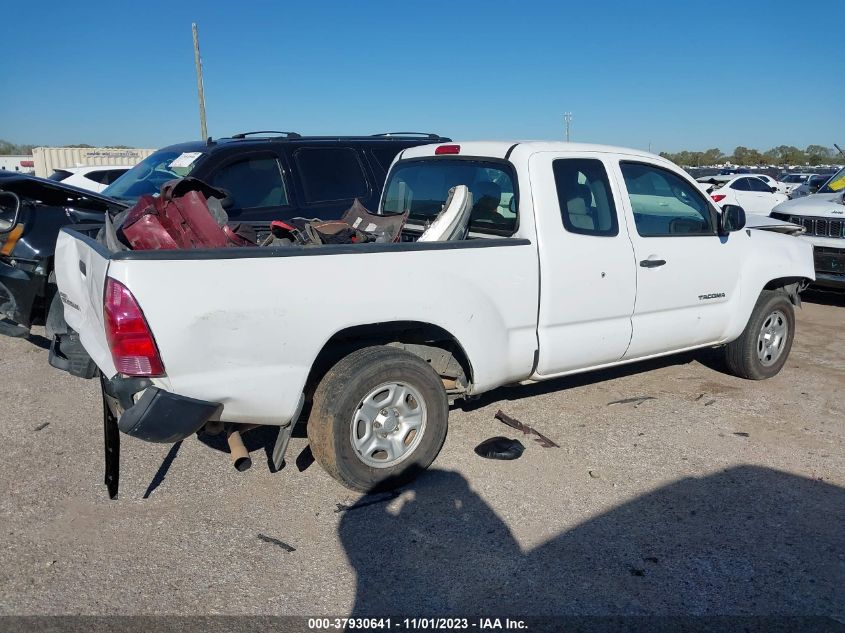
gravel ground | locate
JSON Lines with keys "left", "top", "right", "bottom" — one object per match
{"left": 0, "top": 292, "right": 843, "bottom": 619}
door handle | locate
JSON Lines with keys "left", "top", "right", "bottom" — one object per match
{"left": 639, "top": 259, "right": 666, "bottom": 268}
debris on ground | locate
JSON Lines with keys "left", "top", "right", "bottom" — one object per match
{"left": 643, "top": 556, "right": 659, "bottom": 564}
{"left": 588, "top": 470, "right": 600, "bottom": 479}
{"left": 704, "top": 399, "right": 716, "bottom": 406}
{"left": 34, "top": 422, "right": 50, "bottom": 431}
{"left": 628, "top": 566, "right": 645, "bottom": 577}
{"left": 474, "top": 436, "right": 525, "bottom": 460}
{"left": 494, "top": 410, "right": 560, "bottom": 448}
{"left": 694, "top": 394, "right": 706, "bottom": 401}
{"left": 257, "top": 533, "right": 296, "bottom": 552}
{"left": 607, "top": 396, "right": 657, "bottom": 407}
{"left": 334, "top": 490, "right": 401, "bottom": 514}
{"left": 733, "top": 432, "right": 750, "bottom": 437}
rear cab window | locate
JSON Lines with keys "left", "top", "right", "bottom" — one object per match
{"left": 552, "top": 159, "right": 618, "bottom": 236}
{"left": 382, "top": 158, "right": 518, "bottom": 237}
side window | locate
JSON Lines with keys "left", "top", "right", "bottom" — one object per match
{"left": 369, "top": 147, "right": 403, "bottom": 173}
{"left": 620, "top": 162, "right": 715, "bottom": 237}
{"left": 85, "top": 170, "right": 111, "bottom": 185}
{"left": 211, "top": 156, "right": 289, "bottom": 209}
{"left": 104, "top": 169, "right": 128, "bottom": 185}
{"left": 552, "top": 158, "right": 618, "bottom": 236}
{"left": 730, "top": 178, "right": 751, "bottom": 191}
{"left": 747, "top": 177, "right": 769, "bottom": 192}
{"left": 294, "top": 148, "right": 368, "bottom": 204}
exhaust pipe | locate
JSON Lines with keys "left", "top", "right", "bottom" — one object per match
{"left": 226, "top": 426, "right": 252, "bottom": 472}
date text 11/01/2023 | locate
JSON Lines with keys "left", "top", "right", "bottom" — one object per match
{"left": 307, "top": 618, "right": 529, "bottom": 630}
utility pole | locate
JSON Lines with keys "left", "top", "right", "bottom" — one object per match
{"left": 192, "top": 23, "right": 208, "bottom": 141}
{"left": 563, "top": 112, "right": 572, "bottom": 142}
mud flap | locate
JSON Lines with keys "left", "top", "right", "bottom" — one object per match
{"left": 101, "top": 373, "right": 120, "bottom": 499}
{"left": 271, "top": 393, "right": 305, "bottom": 471}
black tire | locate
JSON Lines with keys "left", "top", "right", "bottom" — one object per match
{"left": 723, "top": 290, "right": 795, "bottom": 380}
{"left": 45, "top": 291, "right": 69, "bottom": 341}
{"left": 307, "top": 346, "right": 449, "bottom": 492}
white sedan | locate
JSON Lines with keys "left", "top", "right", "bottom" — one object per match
{"left": 698, "top": 174, "right": 788, "bottom": 215}
{"left": 48, "top": 166, "right": 131, "bottom": 193}
{"left": 753, "top": 174, "right": 787, "bottom": 194}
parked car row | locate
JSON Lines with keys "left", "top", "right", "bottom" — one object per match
{"left": 695, "top": 174, "right": 788, "bottom": 215}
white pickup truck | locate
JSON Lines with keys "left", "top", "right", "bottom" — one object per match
{"left": 52, "top": 141, "right": 815, "bottom": 494}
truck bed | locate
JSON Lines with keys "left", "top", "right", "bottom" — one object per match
{"left": 55, "top": 227, "right": 540, "bottom": 425}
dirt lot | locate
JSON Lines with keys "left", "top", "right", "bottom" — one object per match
{"left": 0, "top": 292, "right": 843, "bottom": 620}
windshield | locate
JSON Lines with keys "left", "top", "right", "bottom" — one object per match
{"left": 781, "top": 174, "right": 809, "bottom": 183}
{"left": 103, "top": 149, "right": 205, "bottom": 202}
{"left": 818, "top": 168, "right": 845, "bottom": 194}
{"left": 382, "top": 159, "right": 518, "bottom": 236}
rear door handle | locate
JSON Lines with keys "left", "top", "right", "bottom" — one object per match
{"left": 639, "top": 259, "right": 666, "bottom": 268}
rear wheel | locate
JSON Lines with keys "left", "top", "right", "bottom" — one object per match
{"left": 723, "top": 290, "right": 795, "bottom": 380}
{"left": 307, "top": 346, "right": 449, "bottom": 492}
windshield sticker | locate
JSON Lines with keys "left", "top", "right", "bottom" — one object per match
{"left": 169, "top": 152, "right": 203, "bottom": 169}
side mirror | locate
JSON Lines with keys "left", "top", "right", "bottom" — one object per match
{"left": 0, "top": 191, "right": 21, "bottom": 235}
{"left": 720, "top": 204, "right": 746, "bottom": 234}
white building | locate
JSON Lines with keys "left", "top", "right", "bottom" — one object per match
{"left": 0, "top": 155, "right": 35, "bottom": 174}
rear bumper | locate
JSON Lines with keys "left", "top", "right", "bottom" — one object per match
{"left": 104, "top": 377, "right": 222, "bottom": 443}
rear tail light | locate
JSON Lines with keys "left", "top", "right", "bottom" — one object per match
{"left": 435, "top": 144, "right": 461, "bottom": 155}
{"left": 104, "top": 278, "right": 164, "bottom": 376}
{"left": 711, "top": 194, "right": 726, "bottom": 202}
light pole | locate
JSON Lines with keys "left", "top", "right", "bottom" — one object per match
{"left": 192, "top": 23, "right": 208, "bottom": 141}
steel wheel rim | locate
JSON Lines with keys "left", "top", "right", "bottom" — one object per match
{"left": 756, "top": 309, "right": 788, "bottom": 367}
{"left": 350, "top": 381, "right": 427, "bottom": 469}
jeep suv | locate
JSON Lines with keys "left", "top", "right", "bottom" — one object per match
{"left": 103, "top": 132, "right": 451, "bottom": 222}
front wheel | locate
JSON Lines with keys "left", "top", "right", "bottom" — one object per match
{"left": 307, "top": 346, "right": 449, "bottom": 492}
{"left": 723, "top": 290, "right": 795, "bottom": 380}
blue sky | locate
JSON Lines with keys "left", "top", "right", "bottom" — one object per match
{"left": 2, "top": 0, "right": 842, "bottom": 153}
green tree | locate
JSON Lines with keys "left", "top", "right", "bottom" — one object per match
{"left": 769, "top": 145, "right": 806, "bottom": 165}
{"left": 805, "top": 145, "right": 832, "bottom": 165}
{"left": 0, "top": 139, "right": 36, "bottom": 155}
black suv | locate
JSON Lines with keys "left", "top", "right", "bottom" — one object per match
{"left": 102, "top": 132, "right": 450, "bottom": 221}
{"left": 0, "top": 132, "right": 447, "bottom": 338}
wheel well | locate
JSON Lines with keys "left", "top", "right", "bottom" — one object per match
{"left": 763, "top": 276, "right": 809, "bottom": 306}
{"left": 304, "top": 321, "right": 473, "bottom": 399}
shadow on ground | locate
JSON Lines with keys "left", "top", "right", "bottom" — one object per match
{"left": 802, "top": 289, "right": 845, "bottom": 308}
{"left": 457, "top": 348, "right": 726, "bottom": 412}
{"left": 340, "top": 467, "right": 844, "bottom": 619}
